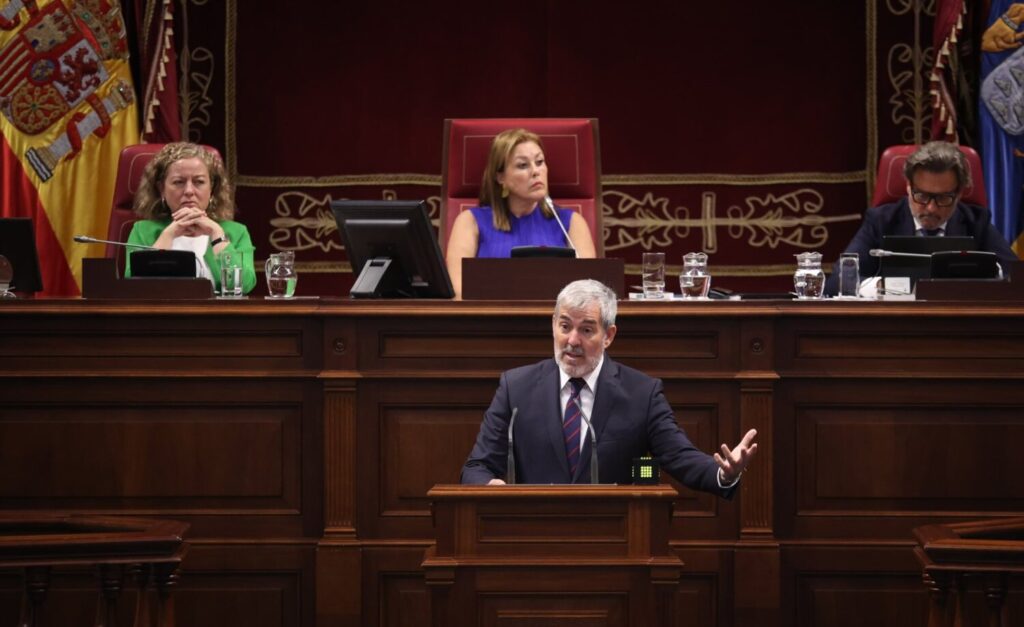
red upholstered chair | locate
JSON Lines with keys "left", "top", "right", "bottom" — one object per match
{"left": 106, "top": 143, "right": 221, "bottom": 276}
{"left": 440, "top": 118, "right": 603, "bottom": 256}
{"left": 872, "top": 144, "right": 986, "bottom": 207}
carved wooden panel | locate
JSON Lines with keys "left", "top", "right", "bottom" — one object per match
{"left": 0, "top": 378, "right": 316, "bottom": 538}
{"left": 776, "top": 315, "right": 1024, "bottom": 375}
{"left": 478, "top": 593, "right": 627, "bottom": 627}
{"left": 0, "top": 314, "right": 321, "bottom": 373}
{"left": 354, "top": 317, "right": 552, "bottom": 374}
{"left": 177, "top": 543, "right": 314, "bottom": 627}
{"left": 784, "top": 546, "right": 926, "bottom": 627}
{"left": 358, "top": 379, "right": 492, "bottom": 539}
{"left": 776, "top": 379, "right": 1024, "bottom": 539}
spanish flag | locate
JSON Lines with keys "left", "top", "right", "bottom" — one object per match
{"left": 0, "top": 0, "right": 139, "bottom": 296}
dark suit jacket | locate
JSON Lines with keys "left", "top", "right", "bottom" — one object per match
{"left": 824, "top": 198, "right": 1018, "bottom": 294}
{"left": 460, "top": 357, "right": 734, "bottom": 497}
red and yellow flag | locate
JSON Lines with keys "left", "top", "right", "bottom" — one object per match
{"left": 0, "top": 0, "right": 139, "bottom": 296}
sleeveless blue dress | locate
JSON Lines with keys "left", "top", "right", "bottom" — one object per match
{"left": 470, "top": 205, "right": 576, "bottom": 258}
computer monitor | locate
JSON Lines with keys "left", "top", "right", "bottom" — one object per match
{"left": 330, "top": 200, "right": 455, "bottom": 298}
{"left": 0, "top": 217, "right": 44, "bottom": 294}
{"left": 879, "top": 235, "right": 976, "bottom": 281}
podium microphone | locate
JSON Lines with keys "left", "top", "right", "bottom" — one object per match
{"left": 506, "top": 407, "right": 518, "bottom": 485}
{"left": 868, "top": 248, "right": 930, "bottom": 259}
{"left": 545, "top": 196, "right": 577, "bottom": 257}
{"left": 578, "top": 409, "right": 599, "bottom": 484}
{"left": 74, "top": 235, "right": 157, "bottom": 251}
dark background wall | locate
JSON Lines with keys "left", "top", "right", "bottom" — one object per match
{"left": 178, "top": 1, "right": 943, "bottom": 295}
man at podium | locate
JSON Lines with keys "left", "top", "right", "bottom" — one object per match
{"left": 461, "top": 279, "right": 757, "bottom": 494}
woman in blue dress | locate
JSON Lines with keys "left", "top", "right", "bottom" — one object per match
{"left": 445, "top": 128, "right": 597, "bottom": 297}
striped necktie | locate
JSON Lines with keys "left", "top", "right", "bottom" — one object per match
{"left": 563, "top": 378, "right": 585, "bottom": 477}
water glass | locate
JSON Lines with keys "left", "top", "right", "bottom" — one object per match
{"left": 641, "top": 252, "right": 666, "bottom": 299}
{"left": 837, "top": 253, "right": 860, "bottom": 298}
{"left": 218, "top": 251, "right": 243, "bottom": 298}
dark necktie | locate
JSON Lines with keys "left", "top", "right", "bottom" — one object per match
{"left": 920, "top": 228, "right": 943, "bottom": 237}
{"left": 563, "top": 378, "right": 585, "bottom": 476}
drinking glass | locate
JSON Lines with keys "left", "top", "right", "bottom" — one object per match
{"left": 837, "top": 253, "right": 860, "bottom": 298}
{"left": 641, "top": 252, "right": 666, "bottom": 299}
{"left": 218, "top": 251, "right": 243, "bottom": 298}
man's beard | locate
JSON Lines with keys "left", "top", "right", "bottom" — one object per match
{"left": 555, "top": 345, "right": 599, "bottom": 378}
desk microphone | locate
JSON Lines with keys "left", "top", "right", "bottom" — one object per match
{"left": 506, "top": 407, "right": 518, "bottom": 484}
{"left": 544, "top": 196, "right": 577, "bottom": 257}
{"left": 577, "top": 408, "right": 599, "bottom": 484}
{"left": 868, "top": 248, "right": 931, "bottom": 259}
{"left": 74, "top": 235, "right": 157, "bottom": 251}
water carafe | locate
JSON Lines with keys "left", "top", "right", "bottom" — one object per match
{"left": 679, "top": 252, "right": 711, "bottom": 299}
{"left": 793, "top": 252, "right": 825, "bottom": 299}
{"left": 265, "top": 251, "right": 297, "bottom": 298}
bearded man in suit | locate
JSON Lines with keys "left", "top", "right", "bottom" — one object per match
{"left": 461, "top": 279, "right": 757, "bottom": 495}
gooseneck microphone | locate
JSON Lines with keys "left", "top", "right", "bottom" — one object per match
{"left": 545, "top": 196, "right": 577, "bottom": 257}
{"left": 74, "top": 235, "right": 157, "bottom": 251}
{"left": 577, "top": 408, "right": 599, "bottom": 484}
{"left": 868, "top": 248, "right": 930, "bottom": 259}
{"left": 506, "top": 407, "right": 518, "bottom": 485}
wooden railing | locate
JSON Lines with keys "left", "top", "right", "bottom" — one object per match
{"left": 0, "top": 515, "right": 188, "bottom": 627}
{"left": 914, "top": 517, "right": 1024, "bottom": 627}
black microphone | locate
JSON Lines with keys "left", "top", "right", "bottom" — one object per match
{"left": 868, "top": 248, "right": 931, "bottom": 259}
{"left": 74, "top": 235, "right": 157, "bottom": 251}
{"left": 544, "top": 196, "right": 577, "bottom": 257}
{"left": 506, "top": 407, "right": 518, "bottom": 485}
{"left": 577, "top": 408, "right": 599, "bottom": 484}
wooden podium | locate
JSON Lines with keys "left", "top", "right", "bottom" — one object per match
{"left": 422, "top": 484, "right": 682, "bottom": 627}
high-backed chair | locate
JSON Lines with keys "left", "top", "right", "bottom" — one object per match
{"left": 106, "top": 143, "right": 221, "bottom": 275}
{"left": 872, "top": 144, "right": 986, "bottom": 207}
{"left": 440, "top": 118, "right": 603, "bottom": 256}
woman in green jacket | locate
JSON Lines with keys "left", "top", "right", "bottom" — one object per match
{"left": 126, "top": 142, "right": 257, "bottom": 294}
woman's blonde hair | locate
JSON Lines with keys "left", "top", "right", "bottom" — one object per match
{"left": 479, "top": 128, "right": 554, "bottom": 232}
{"left": 133, "top": 142, "right": 234, "bottom": 221}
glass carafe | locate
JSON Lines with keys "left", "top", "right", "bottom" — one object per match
{"left": 679, "top": 252, "right": 711, "bottom": 299}
{"left": 793, "top": 252, "right": 825, "bottom": 299}
{"left": 265, "top": 251, "right": 297, "bottom": 298}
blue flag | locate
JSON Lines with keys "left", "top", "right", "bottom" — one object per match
{"left": 979, "top": 1, "right": 1024, "bottom": 256}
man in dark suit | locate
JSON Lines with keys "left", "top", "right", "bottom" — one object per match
{"left": 825, "top": 141, "right": 1017, "bottom": 295}
{"left": 461, "top": 279, "right": 758, "bottom": 496}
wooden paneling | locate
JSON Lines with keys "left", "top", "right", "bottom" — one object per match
{"left": 176, "top": 543, "right": 315, "bottom": 627}
{"left": 2, "top": 299, "right": 1024, "bottom": 627}
{"left": 775, "top": 378, "right": 1024, "bottom": 540}
{"left": 358, "top": 379, "right": 493, "bottom": 540}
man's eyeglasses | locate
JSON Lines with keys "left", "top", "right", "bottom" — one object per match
{"left": 910, "top": 189, "right": 958, "bottom": 207}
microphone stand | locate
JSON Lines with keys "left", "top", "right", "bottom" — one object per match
{"left": 506, "top": 407, "right": 518, "bottom": 484}
{"left": 73, "top": 235, "right": 157, "bottom": 251}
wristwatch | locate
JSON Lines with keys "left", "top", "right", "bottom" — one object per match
{"left": 210, "top": 236, "right": 229, "bottom": 247}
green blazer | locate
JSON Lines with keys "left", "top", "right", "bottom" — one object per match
{"left": 125, "top": 219, "right": 258, "bottom": 294}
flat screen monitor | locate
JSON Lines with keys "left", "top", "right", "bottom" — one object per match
{"left": 0, "top": 217, "right": 43, "bottom": 293}
{"left": 330, "top": 200, "right": 455, "bottom": 298}
{"left": 879, "top": 235, "right": 976, "bottom": 281}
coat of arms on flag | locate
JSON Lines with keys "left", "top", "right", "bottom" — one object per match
{"left": 0, "top": 0, "right": 134, "bottom": 181}
{"left": 0, "top": 0, "right": 140, "bottom": 296}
